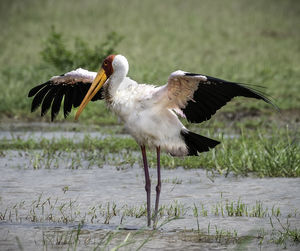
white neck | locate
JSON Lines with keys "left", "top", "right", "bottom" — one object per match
{"left": 108, "top": 55, "right": 129, "bottom": 96}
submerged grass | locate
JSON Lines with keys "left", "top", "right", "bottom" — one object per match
{"left": 40, "top": 217, "right": 181, "bottom": 251}
{"left": 1, "top": 194, "right": 299, "bottom": 249}
{"left": 270, "top": 216, "right": 300, "bottom": 248}
{"left": 2, "top": 195, "right": 293, "bottom": 225}
{"left": 207, "top": 198, "right": 282, "bottom": 218}
{"left": 13, "top": 217, "right": 300, "bottom": 250}
{"left": 1, "top": 126, "right": 299, "bottom": 177}
{"left": 0, "top": 195, "right": 187, "bottom": 225}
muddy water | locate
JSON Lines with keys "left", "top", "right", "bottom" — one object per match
{"left": 0, "top": 124, "right": 299, "bottom": 250}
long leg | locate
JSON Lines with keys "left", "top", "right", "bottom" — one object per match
{"left": 153, "top": 146, "right": 161, "bottom": 228}
{"left": 141, "top": 145, "right": 151, "bottom": 227}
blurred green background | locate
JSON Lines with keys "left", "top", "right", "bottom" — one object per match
{"left": 0, "top": 0, "right": 299, "bottom": 123}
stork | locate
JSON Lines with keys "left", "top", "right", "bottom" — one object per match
{"left": 28, "top": 54, "right": 275, "bottom": 227}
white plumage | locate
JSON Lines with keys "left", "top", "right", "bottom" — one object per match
{"left": 105, "top": 58, "right": 189, "bottom": 155}
{"left": 50, "top": 68, "right": 97, "bottom": 83}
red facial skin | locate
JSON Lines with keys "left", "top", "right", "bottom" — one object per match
{"left": 102, "top": 55, "right": 115, "bottom": 77}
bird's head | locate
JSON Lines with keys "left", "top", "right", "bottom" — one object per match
{"left": 75, "top": 54, "right": 128, "bottom": 120}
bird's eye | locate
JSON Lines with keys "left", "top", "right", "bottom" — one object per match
{"left": 104, "top": 61, "right": 108, "bottom": 66}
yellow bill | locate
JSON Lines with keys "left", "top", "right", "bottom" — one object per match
{"left": 75, "top": 68, "right": 107, "bottom": 120}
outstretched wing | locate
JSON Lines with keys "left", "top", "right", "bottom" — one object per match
{"left": 156, "top": 70, "right": 275, "bottom": 123}
{"left": 28, "top": 68, "right": 103, "bottom": 121}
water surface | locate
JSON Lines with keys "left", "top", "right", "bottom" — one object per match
{"left": 0, "top": 123, "right": 299, "bottom": 250}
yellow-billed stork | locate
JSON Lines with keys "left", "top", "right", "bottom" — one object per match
{"left": 28, "top": 54, "right": 275, "bottom": 227}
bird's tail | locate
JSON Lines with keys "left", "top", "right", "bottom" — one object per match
{"left": 181, "top": 130, "right": 220, "bottom": 156}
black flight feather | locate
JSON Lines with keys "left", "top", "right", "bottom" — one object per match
{"left": 182, "top": 73, "right": 277, "bottom": 123}
{"left": 71, "top": 85, "right": 82, "bottom": 108}
{"left": 31, "top": 84, "right": 52, "bottom": 112}
{"left": 41, "top": 87, "right": 59, "bottom": 116}
{"left": 63, "top": 87, "right": 73, "bottom": 118}
{"left": 28, "top": 82, "right": 49, "bottom": 97}
{"left": 51, "top": 86, "right": 65, "bottom": 121}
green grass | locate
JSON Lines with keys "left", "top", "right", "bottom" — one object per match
{"left": 1, "top": 126, "right": 299, "bottom": 177}
{"left": 0, "top": 0, "right": 299, "bottom": 123}
{"left": 270, "top": 216, "right": 300, "bottom": 248}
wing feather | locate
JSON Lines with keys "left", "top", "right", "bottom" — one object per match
{"left": 157, "top": 70, "right": 276, "bottom": 123}
{"left": 41, "top": 86, "right": 58, "bottom": 116}
{"left": 31, "top": 85, "right": 52, "bottom": 112}
{"left": 28, "top": 68, "right": 103, "bottom": 120}
{"left": 51, "top": 86, "right": 65, "bottom": 121}
{"left": 63, "top": 87, "right": 73, "bottom": 118}
{"left": 28, "top": 82, "right": 49, "bottom": 97}
{"left": 71, "top": 85, "right": 81, "bottom": 108}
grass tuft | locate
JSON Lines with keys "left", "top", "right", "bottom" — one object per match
{"left": 270, "top": 216, "right": 300, "bottom": 248}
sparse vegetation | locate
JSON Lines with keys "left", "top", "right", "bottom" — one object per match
{"left": 270, "top": 216, "right": 300, "bottom": 248}
{"left": 1, "top": 193, "right": 299, "bottom": 249}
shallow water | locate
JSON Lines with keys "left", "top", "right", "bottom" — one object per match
{"left": 0, "top": 122, "right": 127, "bottom": 141}
{"left": 0, "top": 123, "right": 299, "bottom": 250}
